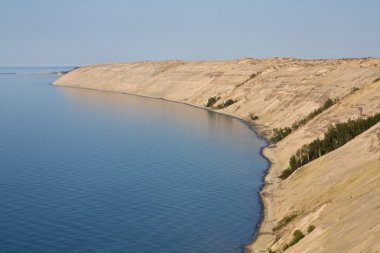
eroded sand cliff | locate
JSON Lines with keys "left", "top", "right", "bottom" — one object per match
{"left": 54, "top": 58, "right": 380, "bottom": 253}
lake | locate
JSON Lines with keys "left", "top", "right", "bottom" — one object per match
{"left": 0, "top": 67, "right": 268, "bottom": 253}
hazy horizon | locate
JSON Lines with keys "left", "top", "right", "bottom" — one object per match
{"left": 1, "top": 56, "right": 379, "bottom": 68}
{"left": 1, "top": 0, "right": 379, "bottom": 66}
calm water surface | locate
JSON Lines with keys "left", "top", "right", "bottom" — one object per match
{"left": 0, "top": 67, "right": 268, "bottom": 253}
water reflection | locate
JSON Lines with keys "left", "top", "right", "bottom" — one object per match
{"left": 1, "top": 72, "right": 268, "bottom": 253}
{"left": 57, "top": 86, "right": 258, "bottom": 147}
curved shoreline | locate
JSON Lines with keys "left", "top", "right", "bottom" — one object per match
{"left": 53, "top": 82, "right": 273, "bottom": 251}
{"left": 53, "top": 58, "right": 380, "bottom": 252}
{"left": 247, "top": 145, "right": 271, "bottom": 250}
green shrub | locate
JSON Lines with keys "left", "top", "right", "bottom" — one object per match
{"left": 270, "top": 127, "right": 292, "bottom": 143}
{"left": 272, "top": 212, "right": 300, "bottom": 232}
{"left": 217, "top": 99, "right": 237, "bottom": 109}
{"left": 290, "top": 230, "right": 305, "bottom": 246}
{"left": 205, "top": 96, "right": 220, "bottom": 107}
{"left": 267, "top": 248, "right": 276, "bottom": 253}
{"left": 271, "top": 98, "right": 337, "bottom": 144}
{"left": 250, "top": 114, "right": 259, "bottom": 120}
{"left": 290, "top": 230, "right": 305, "bottom": 245}
{"left": 283, "top": 230, "right": 305, "bottom": 251}
{"left": 291, "top": 98, "right": 336, "bottom": 130}
{"left": 273, "top": 234, "right": 281, "bottom": 244}
{"left": 279, "top": 167, "right": 294, "bottom": 180}
{"left": 280, "top": 113, "right": 380, "bottom": 179}
{"left": 307, "top": 225, "right": 315, "bottom": 233}
{"left": 224, "top": 99, "right": 237, "bottom": 107}
{"left": 372, "top": 77, "right": 380, "bottom": 84}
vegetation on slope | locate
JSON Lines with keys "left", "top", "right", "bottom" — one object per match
{"left": 291, "top": 99, "right": 336, "bottom": 130}
{"left": 307, "top": 225, "right": 315, "bottom": 233}
{"left": 283, "top": 230, "right": 305, "bottom": 251}
{"left": 270, "top": 127, "right": 292, "bottom": 143}
{"left": 205, "top": 97, "right": 238, "bottom": 109}
{"left": 216, "top": 99, "right": 237, "bottom": 109}
{"left": 250, "top": 113, "right": 259, "bottom": 120}
{"left": 205, "top": 96, "right": 220, "bottom": 107}
{"left": 269, "top": 224, "right": 316, "bottom": 252}
{"left": 270, "top": 99, "right": 336, "bottom": 143}
{"left": 280, "top": 113, "right": 380, "bottom": 179}
{"left": 272, "top": 211, "right": 302, "bottom": 232}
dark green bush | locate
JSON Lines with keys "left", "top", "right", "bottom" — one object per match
{"left": 307, "top": 225, "right": 315, "bottom": 233}
{"left": 272, "top": 212, "right": 300, "bottom": 232}
{"left": 280, "top": 113, "right": 380, "bottom": 179}
{"left": 250, "top": 114, "right": 259, "bottom": 120}
{"left": 205, "top": 96, "right": 220, "bottom": 107}
{"left": 290, "top": 230, "right": 305, "bottom": 246}
{"left": 217, "top": 99, "right": 237, "bottom": 109}
{"left": 372, "top": 77, "right": 380, "bottom": 84}
{"left": 270, "top": 127, "right": 292, "bottom": 143}
{"left": 283, "top": 230, "right": 305, "bottom": 251}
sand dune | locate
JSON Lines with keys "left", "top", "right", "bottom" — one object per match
{"left": 54, "top": 58, "right": 380, "bottom": 253}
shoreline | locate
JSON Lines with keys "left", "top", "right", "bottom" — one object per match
{"left": 246, "top": 147, "right": 279, "bottom": 252}
{"left": 53, "top": 58, "right": 380, "bottom": 252}
{"left": 53, "top": 82, "right": 274, "bottom": 251}
{"left": 247, "top": 147, "right": 272, "bottom": 251}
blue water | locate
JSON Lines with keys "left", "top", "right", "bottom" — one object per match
{"left": 0, "top": 67, "right": 268, "bottom": 253}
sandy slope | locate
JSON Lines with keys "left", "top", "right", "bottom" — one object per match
{"left": 54, "top": 58, "right": 380, "bottom": 252}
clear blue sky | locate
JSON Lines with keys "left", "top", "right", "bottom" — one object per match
{"left": 1, "top": 0, "right": 379, "bottom": 66}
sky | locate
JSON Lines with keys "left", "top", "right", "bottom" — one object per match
{"left": 0, "top": 0, "right": 379, "bottom": 66}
